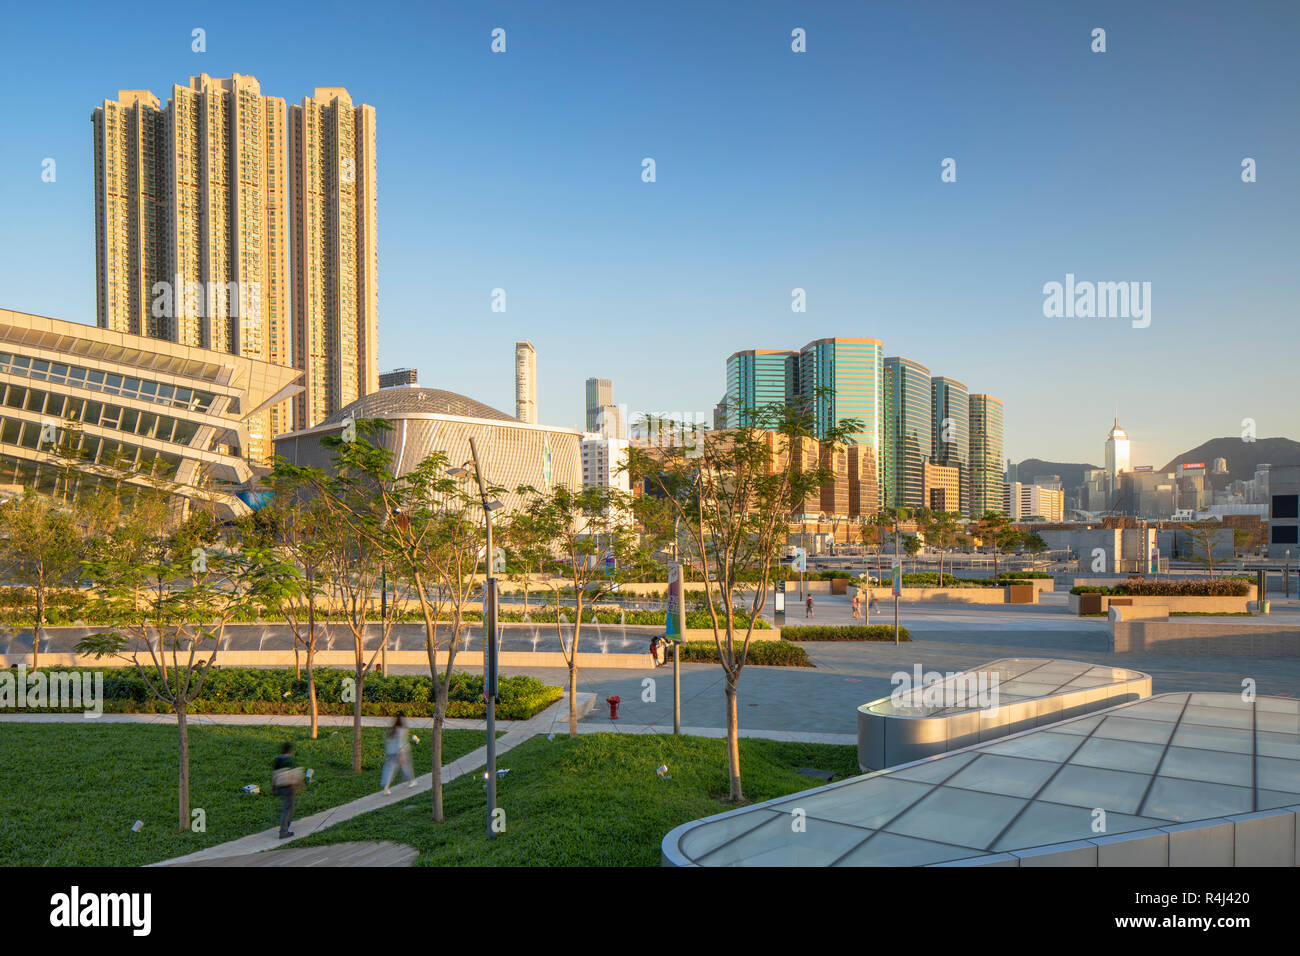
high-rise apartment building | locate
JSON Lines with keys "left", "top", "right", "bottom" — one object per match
{"left": 725, "top": 349, "right": 798, "bottom": 427}
{"left": 931, "top": 376, "right": 970, "bottom": 516}
{"left": 969, "top": 393, "right": 1005, "bottom": 516}
{"left": 288, "top": 87, "right": 378, "bottom": 431}
{"left": 882, "top": 356, "right": 932, "bottom": 511}
{"left": 92, "top": 74, "right": 290, "bottom": 461}
{"left": 514, "top": 341, "right": 537, "bottom": 423}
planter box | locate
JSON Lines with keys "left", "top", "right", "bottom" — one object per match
{"left": 1005, "top": 584, "right": 1035, "bottom": 605}
{"left": 830, "top": 578, "right": 848, "bottom": 595}
{"left": 1071, "top": 593, "right": 1251, "bottom": 615}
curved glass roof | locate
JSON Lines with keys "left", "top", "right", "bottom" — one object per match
{"left": 664, "top": 693, "right": 1300, "bottom": 866}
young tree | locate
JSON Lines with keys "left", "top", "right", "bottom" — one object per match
{"left": 1186, "top": 521, "right": 1228, "bottom": 577}
{"left": 75, "top": 513, "right": 255, "bottom": 830}
{"left": 500, "top": 509, "right": 550, "bottom": 616}
{"left": 311, "top": 426, "right": 495, "bottom": 819}
{"left": 925, "top": 511, "right": 960, "bottom": 583}
{"left": 0, "top": 493, "right": 82, "bottom": 668}
{"left": 519, "top": 483, "right": 633, "bottom": 736}
{"left": 304, "top": 427, "right": 401, "bottom": 775}
{"left": 903, "top": 532, "right": 922, "bottom": 570}
{"left": 976, "top": 510, "right": 1010, "bottom": 576}
{"left": 242, "top": 468, "right": 333, "bottom": 738}
{"left": 629, "top": 400, "right": 859, "bottom": 801}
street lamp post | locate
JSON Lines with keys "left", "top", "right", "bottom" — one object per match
{"left": 461, "top": 438, "right": 504, "bottom": 839}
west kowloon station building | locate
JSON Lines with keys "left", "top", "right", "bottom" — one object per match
{"left": 0, "top": 308, "right": 300, "bottom": 518}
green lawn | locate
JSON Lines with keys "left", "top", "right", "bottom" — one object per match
{"left": 289, "top": 732, "right": 860, "bottom": 866}
{"left": 0, "top": 722, "right": 487, "bottom": 866}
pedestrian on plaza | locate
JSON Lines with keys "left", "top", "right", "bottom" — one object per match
{"left": 805, "top": 594, "right": 814, "bottom": 618}
{"left": 271, "top": 742, "right": 303, "bottom": 839}
{"left": 650, "top": 635, "right": 662, "bottom": 666}
{"left": 851, "top": 591, "right": 862, "bottom": 619}
{"left": 868, "top": 587, "right": 879, "bottom": 616}
{"left": 381, "top": 715, "right": 418, "bottom": 794}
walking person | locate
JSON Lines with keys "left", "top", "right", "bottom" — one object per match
{"left": 851, "top": 591, "right": 862, "bottom": 619}
{"left": 381, "top": 715, "right": 417, "bottom": 794}
{"left": 271, "top": 742, "right": 303, "bottom": 839}
{"left": 805, "top": 593, "right": 814, "bottom": 618}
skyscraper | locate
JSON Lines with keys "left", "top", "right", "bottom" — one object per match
{"left": 515, "top": 341, "right": 537, "bottom": 423}
{"left": 289, "top": 87, "right": 378, "bottom": 432}
{"left": 1105, "top": 418, "right": 1131, "bottom": 496}
{"left": 882, "top": 356, "right": 932, "bottom": 511}
{"left": 92, "top": 73, "right": 289, "bottom": 461}
{"left": 969, "top": 393, "right": 1006, "bottom": 516}
{"left": 725, "top": 349, "right": 798, "bottom": 427}
{"left": 931, "top": 376, "right": 970, "bottom": 516}
{"left": 585, "top": 378, "right": 611, "bottom": 431}
{"left": 797, "top": 338, "right": 884, "bottom": 514}
{"left": 585, "top": 376, "right": 625, "bottom": 438}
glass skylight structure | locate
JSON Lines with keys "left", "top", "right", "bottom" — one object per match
{"left": 664, "top": 693, "right": 1300, "bottom": 867}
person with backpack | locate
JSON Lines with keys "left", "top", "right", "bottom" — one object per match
{"left": 381, "top": 715, "right": 417, "bottom": 794}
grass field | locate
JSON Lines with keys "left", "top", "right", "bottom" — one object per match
{"left": 289, "top": 732, "right": 860, "bottom": 866}
{"left": 0, "top": 722, "right": 487, "bottom": 866}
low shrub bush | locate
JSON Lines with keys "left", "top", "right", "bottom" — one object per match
{"left": 780, "top": 625, "right": 911, "bottom": 642}
{"left": 1069, "top": 577, "right": 1250, "bottom": 597}
{"left": 675, "top": 641, "right": 811, "bottom": 666}
{"left": 12, "top": 668, "right": 562, "bottom": 721}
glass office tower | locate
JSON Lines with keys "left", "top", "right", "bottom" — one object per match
{"left": 798, "top": 337, "right": 884, "bottom": 511}
{"left": 969, "top": 393, "right": 1006, "bottom": 516}
{"left": 883, "top": 356, "right": 932, "bottom": 510}
{"left": 725, "top": 349, "right": 798, "bottom": 426}
{"left": 931, "top": 376, "right": 970, "bottom": 517}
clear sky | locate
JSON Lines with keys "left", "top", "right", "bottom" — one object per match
{"left": 0, "top": 0, "right": 1296, "bottom": 469}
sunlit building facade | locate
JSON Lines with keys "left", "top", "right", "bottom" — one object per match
{"left": 289, "top": 87, "right": 379, "bottom": 432}
{"left": 970, "top": 393, "right": 1005, "bottom": 516}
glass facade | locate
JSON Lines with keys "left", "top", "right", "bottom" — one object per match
{"left": 798, "top": 339, "right": 884, "bottom": 511}
{"left": 725, "top": 349, "right": 798, "bottom": 427}
{"left": 0, "top": 351, "right": 216, "bottom": 413}
{"left": 931, "top": 376, "right": 970, "bottom": 517}
{"left": 883, "top": 357, "right": 931, "bottom": 510}
{"left": 970, "top": 393, "right": 1005, "bottom": 516}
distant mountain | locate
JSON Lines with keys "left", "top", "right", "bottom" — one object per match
{"left": 1161, "top": 437, "right": 1300, "bottom": 480}
{"left": 1014, "top": 459, "right": 1100, "bottom": 492}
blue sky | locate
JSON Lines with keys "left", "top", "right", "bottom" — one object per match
{"left": 0, "top": 0, "right": 1296, "bottom": 468}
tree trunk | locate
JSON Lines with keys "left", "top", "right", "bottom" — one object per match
{"left": 307, "top": 577, "right": 318, "bottom": 739}
{"left": 724, "top": 676, "right": 743, "bottom": 802}
{"left": 307, "top": 641, "right": 318, "bottom": 740}
{"left": 32, "top": 600, "right": 41, "bottom": 671}
{"left": 352, "top": 663, "right": 364, "bottom": 774}
{"left": 568, "top": 662, "right": 578, "bottom": 737}
{"left": 431, "top": 708, "right": 445, "bottom": 823}
{"left": 177, "top": 705, "right": 191, "bottom": 831}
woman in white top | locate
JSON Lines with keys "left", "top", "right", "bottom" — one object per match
{"left": 381, "top": 715, "right": 417, "bottom": 794}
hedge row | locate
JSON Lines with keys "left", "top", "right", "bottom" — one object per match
{"left": 996, "top": 571, "right": 1052, "bottom": 580}
{"left": 779, "top": 625, "right": 912, "bottom": 642}
{"left": 674, "top": 641, "right": 811, "bottom": 667}
{"left": 9, "top": 668, "right": 562, "bottom": 721}
{"left": 1070, "top": 578, "right": 1250, "bottom": 597}
{"left": 863, "top": 573, "right": 1002, "bottom": 589}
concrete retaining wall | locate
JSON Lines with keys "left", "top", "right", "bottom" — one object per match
{"left": 1109, "top": 619, "right": 1300, "bottom": 655}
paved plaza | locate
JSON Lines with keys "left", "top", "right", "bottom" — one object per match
{"left": 396, "top": 593, "right": 1300, "bottom": 737}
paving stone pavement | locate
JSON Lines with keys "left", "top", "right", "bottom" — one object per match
{"left": 385, "top": 594, "right": 1300, "bottom": 737}
{"left": 169, "top": 840, "right": 418, "bottom": 867}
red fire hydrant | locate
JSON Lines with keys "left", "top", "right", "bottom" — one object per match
{"left": 606, "top": 695, "right": 621, "bottom": 720}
